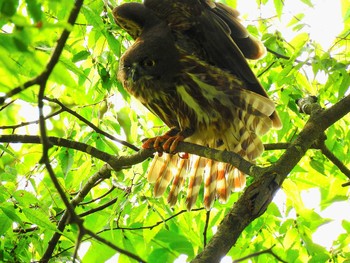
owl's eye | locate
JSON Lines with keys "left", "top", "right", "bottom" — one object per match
{"left": 142, "top": 58, "right": 156, "bottom": 67}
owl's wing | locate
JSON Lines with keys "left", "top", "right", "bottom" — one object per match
{"left": 143, "top": 0, "right": 281, "bottom": 128}
{"left": 210, "top": 2, "right": 266, "bottom": 60}
{"left": 113, "top": 3, "right": 158, "bottom": 39}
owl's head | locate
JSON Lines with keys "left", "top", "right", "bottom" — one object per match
{"left": 118, "top": 23, "right": 181, "bottom": 85}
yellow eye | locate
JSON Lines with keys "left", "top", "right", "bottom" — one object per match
{"left": 143, "top": 59, "right": 156, "bottom": 67}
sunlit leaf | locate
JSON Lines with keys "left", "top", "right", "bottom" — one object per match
{"left": 22, "top": 208, "right": 61, "bottom": 233}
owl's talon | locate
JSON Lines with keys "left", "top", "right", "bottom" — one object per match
{"left": 142, "top": 127, "right": 180, "bottom": 151}
{"left": 142, "top": 135, "right": 183, "bottom": 153}
{"left": 163, "top": 135, "right": 185, "bottom": 153}
{"left": 141, "top": 139, "right": 154, "bottom": 149}
{"left": 179, "top": 152, "right": 189, "bottom": 159}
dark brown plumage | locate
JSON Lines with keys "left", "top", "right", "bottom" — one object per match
{"left": 114, "top": 1, "right": 281, "bottom": 210}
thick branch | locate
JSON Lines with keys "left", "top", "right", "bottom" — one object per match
{"left": 0, "top": 134, "right": 262, "bottom": 177}
{"left": 192, "top": 94, "right": 350, "bottom": 262}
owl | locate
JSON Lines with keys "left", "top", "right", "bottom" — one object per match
{"left": 115, "top": 1, "right": 281, "bottom": 210}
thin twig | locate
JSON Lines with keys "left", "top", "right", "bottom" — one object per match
{"left": 0, "top": 99, "right": 16, "bottom": 111}
{"left": 44, "top": 96, "right": 139, "bottom": 151}
{"left": 257, "top": 61, "right": 276, "bottom": 78}
{"left": 203, "top": 210, "right": 210, "bottom": 247}
{"left": 232, "top": 245, "right": 287, "bottom": 263}
{"left": 79, "top": 186, "right": 116, "bottom": 205}
{"left": 100, "top": 207, "right": 204, "bottom": 231}
{"left": 0, "top": 109, "right": 64, "bottom": 130}
{"left": 266, "top": 47, "right": 312, "bottom": 66}
{"left": 319, "top": 142, "right": 350, "bottom": 180}
{"left": 78, "top": 197, "right": 118, "bottom": 217}
{"left": 85, "top": 228, "right": 146, "bottom": 263}
{"left": 41, "top": 164, "right": 112, "bottom": 261}
{"left": 37, "top": 1, "right": 86, "bottom": 262}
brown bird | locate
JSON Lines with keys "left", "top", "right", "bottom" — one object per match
{"left": 114, "top": 1, "right": 281, "bottom": 210}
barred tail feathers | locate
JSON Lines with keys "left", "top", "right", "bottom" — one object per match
{"left": 203, "top": 159, "right": 217, "bottom": 210}
{"left": 149, "top": 153, "right": 174, "bottom": 197}
{"left": 146, "top": 153, "right": 247, "bottom": 210}
{"left": 167, "top": 157, "right": 186, "bottom": 206}
{"left": 185, "top": 155, "right": 204, "bottom": 210}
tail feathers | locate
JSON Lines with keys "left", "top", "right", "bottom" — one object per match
{"left": 216, "top": 162, "right": 229, "bottom": 203}
{"left": 185, "top": 155, "right": 204, "bottom": 210}
{"left": 167, "top": 157, "right": 186, "bottom": 206}
{"left": 211, "top": 162, "right": 247, "bottom": 205}
{"left": 146, "top": 152, "right": 247, "bottom": 210}
{"left": 147, "top": 153, "right": 167, "bottom": 183}
{"left": 150, "top": 153, "right": 175, "bottom": 197}
{"left": 203, "top": 159, "right": 217, "bottom": 210}
{"left": 227, "top": 167, "right": 246, "bottom": 191}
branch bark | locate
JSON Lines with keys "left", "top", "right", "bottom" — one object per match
{"left": 192, "top": 95, "right": 350, "bottom": 262}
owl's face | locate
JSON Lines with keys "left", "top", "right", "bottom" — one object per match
{"left": 118, "top": 25, "right": 181, "bottom": 85}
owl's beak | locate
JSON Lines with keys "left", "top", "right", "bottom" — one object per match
{"left": 126, "top": 64, "right": 141, "bottom": 82}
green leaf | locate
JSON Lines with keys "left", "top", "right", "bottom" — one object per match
{"left": 0, "top": 0, "right": 19, "bottom": 17}
{"left": 300, "top": 0, "right": 313, "bottom": 7}
{"left": 309, "top": 253, "right": 330, "bottom": 262}
{"left": 0, "top": 205, "right": 24, "bottom": 227}
{"left": 310, "top": 158, "right": 325, "bottom": 174}
{"left": 339, "top": 70, "right": 350, "bottom": 98}
{"left": 25, "top": 0, "right": 42, "bottom": 22}
{"left": 104, "top": 29, "right": 121, "bottom": 56}
{"left": 342, "top": 220, "right": 350, "bottom": 232}
{"left": 273, "top": 0, "right": 283, "bottom": 19}
{"left": 22, "top": 208, "right": 61, "bottom": 233}
{"left": 0, "top": 144, "right": 15, "bottom": 157}
{"left": 59, "top": 56, "right": 90, "bottom": 82}
{"left": 148, "top": 248, "right": 172, "bottom": 263}
{"left": 12, "top": 190, "right": 39, "bottom": 206}
{"left": 72, "top": 50, "right": 90, "bottom": 63}
{"left": 58, "top": 147, "right": 74, "bottom": 176}
{"left": 0, "top": 212, "right": 12, "bottom": 235}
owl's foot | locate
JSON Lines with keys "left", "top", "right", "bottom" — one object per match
{"left": 142, "top": 127, "right": 180, "bottom": 153}
{"left": 142, "top": 128, "right": 193, "bottom": 154}
{"left": 163, "top": 134, "right": 185, "bottom": 153}
{"left": 179, "top": 152, "right": 189, "bottom": 159}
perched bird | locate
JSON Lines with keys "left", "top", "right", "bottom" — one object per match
{"left": 114, "top": 1, "right": 281, "bottom": 210}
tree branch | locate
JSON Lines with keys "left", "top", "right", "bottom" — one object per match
{"left": 41, "top": 164, "right": 112, "bottom": 261}
{"left": 203, "top": 210, "right": 211, "bottom": 247}
{"left": 44, "top": 96, "right": 139, "bottom": 151}
{"left": 78, "top": 197, "right": 119, "bottom": 217}
{"left": 0, "top": 134, "right": 263, "bottom": 177}
{"left": 232, "top": 245, "right": 287, "bottom": 263}
{"left": 192, "top": 94, "right": 350, "bottom": 262}
{"left": 266, "top": 47, "right": 312, "bottom": 66}
{"left": 84, "top": 228, "right": 146, "bottom": 263}
{"left": 36, "top": 3, "right": 86, "bottom": 263}
{"left": 0, "top": 0, "right": 84, "bottom": 105}
{"left": 101, "top": 207, "right": 204, "bottom": 231}
{"left": 314, "top": 136, "right": 350, "bottom": 181}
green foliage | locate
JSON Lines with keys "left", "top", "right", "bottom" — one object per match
{"left": 0, "top": 0, "right": 349, "bottom": 262}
